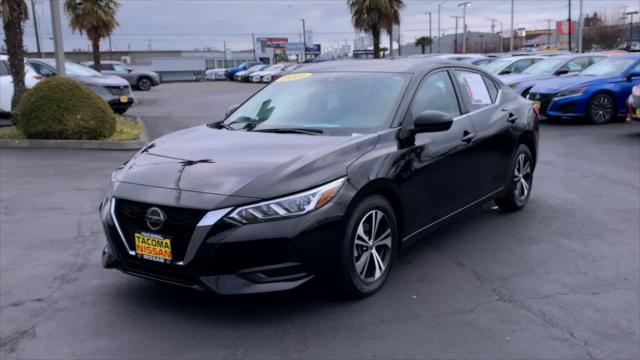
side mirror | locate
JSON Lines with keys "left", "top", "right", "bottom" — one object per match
{"left": 627, "top": 71, "right": 640, "bottom": 79}
{"left": 555, "top": 68, "right": 570, "bottom": 76}
{"left": 413, "top": 110, "right": 454, "bottom": 133}
{"left": 225, "top": 104, "right": 240, "bottom": 117}
{"left": 499, "top": 69, "right": 512, "bottom": 75}
{"left": 127, "top": 67, "right": 133, "bottom": 73}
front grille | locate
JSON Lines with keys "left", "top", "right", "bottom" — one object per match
{"left": 529, "top": 93, "right": 554, "bottom": 115}
{"left": 114, "top": 199, "right": 207, "bottom": 263}
{"left": 105, "top": 85, "right": 130, "bottom": 96}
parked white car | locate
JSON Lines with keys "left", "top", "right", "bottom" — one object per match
{"left": 205, "top": 67, "right": 228, "bottom": 80}
{"left": 0, "top": 55, "right": 43, "bottom": 113}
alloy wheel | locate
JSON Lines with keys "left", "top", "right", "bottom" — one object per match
{"left": 513, "top": 153, "right": 532, "bottom": 203}
{"left": 139, "top": 78, "right": 152, "bottom": 91}
{"left": 353, "top": 210, "right": 392, "bottom": 282}
{"left": 590, "top": 95, "right": 613, "bottom": 123}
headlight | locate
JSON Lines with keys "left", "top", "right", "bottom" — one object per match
{"left": 555, "top": 87, "right": 587, "bottom": 98}
{"left": 227, "top": 178, "right": 346, "bottom": 224}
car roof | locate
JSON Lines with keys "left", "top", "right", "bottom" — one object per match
{"left": 289, "top": 58, "right": 476, "bottom": 74}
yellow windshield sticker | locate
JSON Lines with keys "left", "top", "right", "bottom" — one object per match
{"left": 276, "top": 72, "right": 312, "bottom": 83}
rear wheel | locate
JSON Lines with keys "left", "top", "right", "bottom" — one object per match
{"left": 588, "top": 93, "right": 615, "bottom": 124}
{"left": 137, "top": 77, "right": 152, "bottom": 91}
{"left": 496, "top": 144, "right": 534, "bottom": 212}
{"left": 338, "top": 195, "right": 398, "bottom": 298}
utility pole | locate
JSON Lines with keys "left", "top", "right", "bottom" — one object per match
{"left": 578, "top": 0, "right": 584, "bottom": 52}
{"left": 568, "top": 0, "right": 572, "bottom": 52}
{"left": 488, "top": 18, "right": 497, "bottom": 52}
{"left": 30, "top": 0, "right": 42, "bottom": 57}
{"left": 251, "top": 33, "right": 256, "bottom": 60}
{"left": 459, "top": 2, "right": 471, "bottom": 54}
{"left": 625, "top": 11, "right": 639, "bottom": 48}
{"left": 451, "top": 16, "right": 462, "bottom": 53}
{"left": 108, "top": 35, "right": 113, "bottom": 60}
{"left": 300, "top": 19, "right": 307, "bottom": 62}
{"left": 437, "top": 3, "right": 441, "bottom": 53}
{"left": 425, "top": 12, "right": 432, "bottom": 53}
{"left": 49, "top": 0, "right": 65, "bottom": 75}
{"left": 545, "top": 18, "right": 552, "bottom": 49}
{"left": 500, "top": 21, "right": 504, "bottom": 52}
{"left": 223, "top": 40, "right": 227, "bottom": 67}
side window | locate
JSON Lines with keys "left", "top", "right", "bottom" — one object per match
{"left": 411, "top": 71, "right": 461, "bottom": 118}
{"left": 101, "top": 64, "right": 114, "bottom": 71}
{"left": 589, "top": 56, "right": 605, "bottom": 66}
{"left": 0, "top": 61, "right": 9, "bottom": 76}
{"left": 482, "top": 76, "right": 499, "bottom": 103}
{"left": 564, "top": 57, "right": 591, "bottom": 72}
{"left": 454, "top": 70, "right": 494, "bottom": 111}
{"left": 29, "top": 62, "right": 55, "bottom": 77}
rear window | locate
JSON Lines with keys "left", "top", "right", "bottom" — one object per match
{"left": 0, "top": 61, "right": 9, "bottom": 76}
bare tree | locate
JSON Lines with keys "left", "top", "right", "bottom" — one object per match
{"left": 583, "top": 11, "right": 625, "bottom": 51}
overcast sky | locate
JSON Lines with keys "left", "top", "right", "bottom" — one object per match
{"left": 2, "top": 0, "right": 639, "bottom": 53}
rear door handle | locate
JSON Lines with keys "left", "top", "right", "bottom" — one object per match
{"left": 461, "top": 131, "right": 475, "bottom": 144}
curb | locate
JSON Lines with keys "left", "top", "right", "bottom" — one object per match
{"left": 0, "top": 117, "right": 149, "bottom": 151}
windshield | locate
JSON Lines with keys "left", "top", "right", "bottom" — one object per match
{"left": 523, "top": 58, "right": 564, "bottom": 74}
{"left": 64, "top": 62, "right": 102, "bottom": 77}
{"left": 223, "top": 72, "right": 410, "bottom": 135}
{"left": 480, "top": 59, "right": 513, "bottom": 73}
{"left": 581, "top": 57, "right": 636, "bottom": 76}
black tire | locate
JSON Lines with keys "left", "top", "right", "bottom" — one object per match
{"left": 495, "top": 144, "right": 534, "bottom": 212}
{"left": 338, "top": 195, "right": 398, "bottom": 298}
{"left": 587, "top": 93, "right": 616, "bottom": 124}
{"left": 137, "top": 77, "right": 153, "bottom": 91}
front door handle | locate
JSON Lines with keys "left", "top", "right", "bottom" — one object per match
{"left": 461, "top": 131, "right": 475, "bottom": 144}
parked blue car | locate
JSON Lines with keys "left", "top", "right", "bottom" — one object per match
{"left": 228, "top": 61, "right": 263, "bottom": 79}
{"left": 528, "top": 54, "right": 640, "bottom": 124}
{"left": 501, "top": 54, "right": 606, "bottom": 97}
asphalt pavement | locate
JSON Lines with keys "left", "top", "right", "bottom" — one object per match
{"left": 1, "top": 81, "right": 639, "bottom": 359}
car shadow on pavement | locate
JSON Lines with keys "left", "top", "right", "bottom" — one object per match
{"left": 106, "top": 202, "right": 504, "bottom": 322}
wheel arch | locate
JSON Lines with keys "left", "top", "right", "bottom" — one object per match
{"left": 518, "top": 131, "right": 538, "bottom": 167}
{"left": 588, "top": 89, "right": 618, "bottom": 113}
{"left": 346, "top": 179, "right": 405, "bottom": 239}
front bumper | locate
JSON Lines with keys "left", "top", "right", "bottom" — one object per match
{"left": 529, "top": 92, "right": 585, "bottom": 119}
{"left": 99, "top": 183, "right": 351, "bottom": 295}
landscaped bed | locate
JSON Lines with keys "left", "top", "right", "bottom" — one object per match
{"left": 0, "top": 115, "right": 143, "bottom": 141}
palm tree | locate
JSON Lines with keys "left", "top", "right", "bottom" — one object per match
{"left": 347, "top": 0, "right": 404, "bottom": 59}
{"left": 64, "top": 0, "right": 119, "bottom": 72}
{"left": 1, "top": 0, "right": 29, "bottom": 109}
{"left": 415, "top": 36, "right": 433, "bottom": 54}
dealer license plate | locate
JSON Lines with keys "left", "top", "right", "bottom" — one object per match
{"left": 134, "top": 232, "right": 172, "bottom": 263}
{"left": 533, "top": 100, "right": 541, "bottom": 111}
{"left": 120, "top": 95, "right": 129, "bottom": 103}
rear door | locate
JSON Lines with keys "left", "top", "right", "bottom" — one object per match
{"left": 452, "top": 69, "right": 517, "bottom": 198}
{"left": 0, "top": 60, "right": 13, "bottom": 112}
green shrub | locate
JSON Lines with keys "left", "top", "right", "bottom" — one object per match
{"left": 15, "top": 77, "right": 116, "bottom": 140}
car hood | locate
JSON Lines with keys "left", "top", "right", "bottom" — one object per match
{"left": 529, "top": 75, "right": 610, "bottom": 94}
{"left": 114, "top": 125, "right": 378, "bottom": 200}
{"left": 73, "top": 74, "right": 130, "bottom": 87}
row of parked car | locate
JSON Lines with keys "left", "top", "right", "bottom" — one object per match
{"left": 414, "top": 51, "right": 640, "bottom": 124}
{"left": 0, "top": 56, "right": 160, "bottom": 115}
{"left": 204, "top": 61, "right": 300, "bottom": 83}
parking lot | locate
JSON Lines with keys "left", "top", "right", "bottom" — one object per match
{"left": 1, "top": 81, "right": 639, "bottom": 359}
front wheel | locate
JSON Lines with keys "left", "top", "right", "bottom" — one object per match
{"left": 495, "top": 144, "right": 534, "bottom": 212}
{"left": 338, "top": 195, "right": 398, "bottom": 298}
{"left": 137, "top": 77, "right": 153, "bottom": 91}
{"left": 588, "top": 93, "right": 615, "bottom": 124}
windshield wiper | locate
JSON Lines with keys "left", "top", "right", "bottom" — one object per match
{"left": 208, "top": 120, "right": 233, "bottom": 130}
{"left": 252, "top": 127, "right": 324, "bottom": 135}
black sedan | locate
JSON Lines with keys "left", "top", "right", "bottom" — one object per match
{"left": 100, "top": 59, "right": 538, "bottom": 297}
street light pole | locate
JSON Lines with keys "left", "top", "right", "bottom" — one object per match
{"left": 578, "top": 0, "right": 584, "bottom": 52}
{"left": 49, "top": 0, "right": 65, "bottom": 75}
{"left": 625, "top": 11, "right": 639, "bottom": 48}
{"left": 300, "top": 19, "right": 307, "bottom": 62}
{"left": 510, "top": 0, "right": 514, "bottom": 52}
{"left": 30, "top": 0, "right": 42, "bottom": 57}
{"left": 568, "top": 0, "right": 572, "bottom": 52}
{"left": 459, "top": 2, "right": 471, "bottom": 54}
{"left": 425, "top": 12, "right": 432, "bottom": 53}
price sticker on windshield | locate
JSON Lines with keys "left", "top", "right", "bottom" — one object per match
{"left": 276, "top": 73, "right": 312, "bottom": 83}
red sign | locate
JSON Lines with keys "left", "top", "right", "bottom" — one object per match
{"left": 556, "top": 21, "right": 577, "bottom": 35}
{"left": 259, "top": 37, "right": 289, "bottom": 46}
